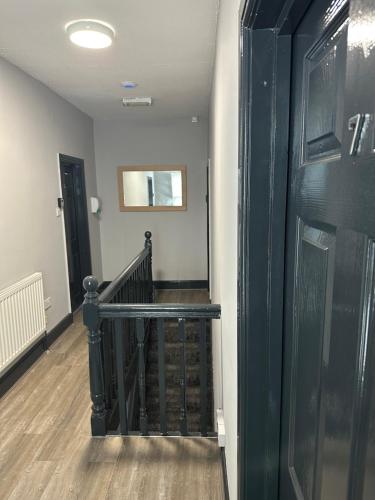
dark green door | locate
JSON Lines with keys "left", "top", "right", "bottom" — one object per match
{"left": 280, "top": 0, "right": 375, "bottom": 498}
{"left": 60, "top": 156, "right": 91, "bottom": 312}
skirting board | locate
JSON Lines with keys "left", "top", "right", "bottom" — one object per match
{"left": 221, "top": 448, "right": 230, "bottom": 500}
{"left": 0, "top": 312, "right": 73, "bottom": 398}
{"left": 154, "top": 280, "right": 208, "bottom": 290}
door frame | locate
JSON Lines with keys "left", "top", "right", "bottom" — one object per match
{"left": 238, "top": 0, "right": 314, "bottom": 499}
{"left": 59, "top": 153, "right": 92, "bottom": 311}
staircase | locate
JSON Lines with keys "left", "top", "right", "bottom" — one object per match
{"left": 146, "top": 318, "right": 213, "bottom": 433}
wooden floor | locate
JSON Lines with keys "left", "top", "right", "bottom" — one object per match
{"left": 0, "top": 308, "right": 224, "bottom": 499}
{"left": 156, "top": 289, "right": 210, "bottom": 304}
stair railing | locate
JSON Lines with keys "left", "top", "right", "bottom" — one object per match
{"left": 83, "top": 231, "right": 221, "bottom": 437}
{"left": 83, "top": 231, "right": 153, "bottom": 436}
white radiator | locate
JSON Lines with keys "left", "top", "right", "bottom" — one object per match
{"left": 0, "top": 273, "right": 46, "bottom": 376}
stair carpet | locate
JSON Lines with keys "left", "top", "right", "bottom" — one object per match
{"left": 145, "top": 319, "right": 213, "bottom": 433}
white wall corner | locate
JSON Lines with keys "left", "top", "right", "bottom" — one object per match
{"left": 216, "top": 408, "right": 226, "bottom": 447}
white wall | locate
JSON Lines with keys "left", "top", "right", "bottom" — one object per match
{"left": 94, "top": 119, "right": 208, "bottom": 281}
{"left": 209, "top": 0, "right": 242, "bottom": 497}
{"left": 0, "top": 57, "right": 102, "bottom": 331}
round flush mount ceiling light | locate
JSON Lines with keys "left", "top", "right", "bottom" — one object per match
{"left": 65, "top": 19, "right": 115, "bottom": 49}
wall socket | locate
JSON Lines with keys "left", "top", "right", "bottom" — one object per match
{"left": 44, "top": 297, "right": 52, "bottom": 310}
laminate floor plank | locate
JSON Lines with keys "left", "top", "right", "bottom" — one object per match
{"left": 156, "top": 289, "right": 210, "bottom": 304}
{"left": 0, "top": 312, "right": 224, "bottom": 499}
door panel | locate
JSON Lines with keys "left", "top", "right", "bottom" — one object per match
{"left": 303, "top": 18, "right": 347, "bottom": 163}
{"left": 281, "top": 0, "right": 375, "bottom": 498}
{"left": 288, "top": 223, "right": 335, "bottom": 500}
{"left": 363, "top": 253, "right": 375, "bottom": 499}
{"left": 319, "top": 229, "right": 367, "bottom": 500}
{"left": 60, "top": 158, "right": 91, "bottom": 311}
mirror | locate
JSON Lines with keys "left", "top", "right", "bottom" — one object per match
{"left": 117, "top": 165, "right": 187, "bottom": 212}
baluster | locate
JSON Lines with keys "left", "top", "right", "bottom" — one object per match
{"left": 125, "top": 284, "right": 132, "bottom": 356}
{"left": 144, "top": 260, "right": 147, "bottom": 302}
{"left": 110, "top": 319, "right": 117, "bottom": 400}
{"left": 140, "top": 265, "right": 143, "bottom": 302}
{"left": 144, "top": 231, "right": 153, "bottom": 303}
{"left": 102, "top": 318, "right": 112, "bottom": 409}
{"left": 124, "top": 318, "right": 130, "bottom": 367}
{"left": 83, "top": 276, "right": 106, "bottom": 436}
{"left": 157, "top": 318, "right": 167, "bottom": 435}
{"left": 141, "top": 260, "right": 145, "bottom": 303}
{"left": 179, "top": 318, "right": 188, "bottom": 435}
{"left": 136, "top": 268, "right": 140, "bottom": 302}
{"left": 130, "top": 279, "right": 135, "bottom": 359}
{"left": 125, "top": 279, "right": 130, "bottom": 304}
{"left": 136, "top": 318, "right": 148, "bottom": 435}
{"left": 199, "top": 319, "right": 208, "bottom": 436}
{"left": 114, "top": 318, "right": 128, "bottom": 435}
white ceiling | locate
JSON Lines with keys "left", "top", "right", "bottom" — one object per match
{"left": 0, "top": 0, "right": 219, "bottom": 121}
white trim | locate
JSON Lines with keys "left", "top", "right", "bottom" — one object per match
{"left": 208, "top": 158, "right": 213, "bottom": 301}
{"left": 216, "top": 409, "right": 226, "bottom": 447}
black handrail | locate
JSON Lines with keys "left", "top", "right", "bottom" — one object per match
{"left": 99, "top": 231, "right": 152, "bottom": 303}
{"left": 98, "top": 303, "right": 221, "bottom": 319}
{"left": 98, "top": 247, "right": 150, "bottom": 304}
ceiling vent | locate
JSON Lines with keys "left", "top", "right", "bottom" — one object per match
{"left": 122, "top": 97, "right": 153, "bottom": 107}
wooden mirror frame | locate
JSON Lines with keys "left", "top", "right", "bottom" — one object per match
{"left": 117, "top": 165, "right": 187, "bottom": 212}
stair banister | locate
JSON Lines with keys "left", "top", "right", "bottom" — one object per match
{"left": 83, "top": 230, "right": 221, "bottom": 437}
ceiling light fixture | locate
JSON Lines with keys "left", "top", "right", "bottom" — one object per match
{"left": 65, "top": 19, "right": 115, "bottom": 49}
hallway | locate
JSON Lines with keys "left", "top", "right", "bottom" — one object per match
{"left": 0, "top": 312, "right": 224, "bottom": 499}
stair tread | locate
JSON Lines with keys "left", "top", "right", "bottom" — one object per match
{"left": 143, "top": 318, "right": 213, "bottom": 434}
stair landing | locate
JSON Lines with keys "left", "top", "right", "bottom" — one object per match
{"left": 0, "top": 310, "right": 223, "bottom": 499}
{"left": 146, "top": 288, "right": 213, "bottom": 433}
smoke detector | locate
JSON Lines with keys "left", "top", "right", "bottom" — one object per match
{"left": 122, "top": 97, "right": 152, "bottom": 107}
{"left": 121, "top": 81, "right": 137, "bottom": 89}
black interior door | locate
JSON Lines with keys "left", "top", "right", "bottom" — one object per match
{"left": 60, "top": 155, "right": 91, "bottom": 311}
{"left": 280, "top": 0, "right": 375, "bottom": 498}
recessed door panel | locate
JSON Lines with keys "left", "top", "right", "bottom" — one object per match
{"left": 303, "top": 19, "right": 347, "bottom": 163}
{"left": 319, "top": 230, "right": 368, "bottom": 500}
{"left": 288, "top": 223, "right": 335, "bottom": 500}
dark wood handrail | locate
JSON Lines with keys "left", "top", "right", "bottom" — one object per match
{"left": 98, "top": 231, "right": 152, "bottom": 303}
{"left": 98, "top": 248, "right": 150, "bottom": 303}
{"left": 98, "top": 303, "right": 221, "bottom": 319}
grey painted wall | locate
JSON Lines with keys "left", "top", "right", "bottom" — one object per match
{"left": 209, "top": 0, "right": 241, "bottom": 497}
{"left": 94, "top": 119, "right": 208, "bottom": 281}
{"left": 0, "top": 57, "right": 102, "bottom": 331}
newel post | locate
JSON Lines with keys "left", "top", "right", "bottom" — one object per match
{"left": 144, "top": 231, "right": 154, "bottom": 303}
{"left": 83, "top": 276, "right": 106, "bottom": 436}
{"left": 144, "top": 230, "right": 152, "bottom": 252}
